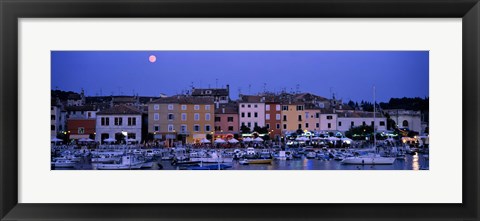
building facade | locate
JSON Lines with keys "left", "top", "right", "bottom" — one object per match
{"left": 214, "top": 103, "right": 239, "bottom": 139}
{"left": 336, "top": 112, "right": 387, "bottom": 132}
{"left": 95, "top": 105, "right": 143, "bottom": 143}
{"left": 238, "top": 95, "right": 266, "bottom": 131}
{"left": 304, "top": 108, "right": 321, "bottom": 132}
{"left": 385, "top": 109, "right": 423, "bottom": 133}
{"left": 148, "top": 96, "right": 215, "bottom": 144}
{"left": 280, "top": 103, "right": 305, "bottom": 133}
{"left": 264, "top": 101, "right": 282, "bottom": 140}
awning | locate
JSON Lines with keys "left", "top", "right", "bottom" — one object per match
{"left": 69, "top": 134, "right": 89, "bottom": 139}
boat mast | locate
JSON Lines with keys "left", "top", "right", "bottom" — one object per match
{"left": 373, "top": 85, "right": 377, "bottom": 152}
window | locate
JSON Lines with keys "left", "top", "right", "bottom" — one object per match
{"left": 168, "top": 113, "right": 174, "bottom": 120}
{"left": 371, "top": 121, "right": 374, "bottom": 127}
{"left": 298, "top": 115, "right": 302, "bottom": 121}
{"left": 205, "top": 125, "right": 211, "bottom": 132}
{"left": 51, "top": 115, "right": 55, "bottom": 120}
{"left": 181, "top": 105, "right": 187, "bottom": 110}
{"left": 228, "top": 126, "right": 234, "bottom": 131}
{"left": 402, "top": 120, "right": 409, "bottom": 127}
{"left": 241, "top": 112, "right": 245, "bottom": 118}
{"left": 101, "top": 117, "right": 110, "bottom": 126}
{"left": 114, "top": 117, "right": 123, "bottom": 126}
{"left": 351, "top": 121, "right": 354, "bottom": 127}
{"left": 247, "top": 122, "right": 251, "bottom": 127}
{"left": 276, "top": 123, "right": 280, "bottom": 129}
{"left": 181, "top": 113, "right": 187, "bottom": 121}
{"left": 154, "top": 104, "right": 160, "bottom": 110}
{"left": 266, "top": 105, "right": 270, "bottom": 111}
{"left": 51, "top": 125, "right": 55, "bottom": 131}
{"left": 283, "top": 124, "right": 287, "bottom": 129}
{"left": 215, "top": 116, "right": 221, "bottom": 122}
{"left": 205, "top": 105, "right": 210, "bottom": 110}
{"left": 254, "top": 112, "right": 258, "bottom": 118}
{"left": 194, "top": 113, "right": 200, "bottom": 121}
{"left": 241, "top": 122, "right": 245, "bottom": 127}
{"left": 154, "top": 125, "right": 159, "bottom": 131}
{"left": 326, "top": 115, "right": 333, "bottom": 120}
{"left": 338, "top": 121, "right": 342, "bottom": 126}
{"left": 380, "top": 121, "right": 385, "bottom": 126}
{"left": 154, "top": 113, "right": 159, "bottom": 121}
{"left": 296, "top": 105, "right": 304, "bottom": 111}
{"left": 328, "top": 123, "right": 331, "bottom": 129}
{"left": 298, "top": 124, "right": 302, "bottom": 129}
{"left": 205, "top": 113, "right": 211, "bottom": 121}
{"left": 362, "top": 121, "right": 366, "bottom": 126}
{"left": 247, "top": 112, "right": 251, "bottom": 117}
{"left": 283, "top": 115, "right": 287, "bottom": 121}
{"left": 316, "top": 123, "right": 319, "bottom": 128}
{"left": 254, "top": 122, "right": 258, "bottom": 127}
{"left": 241, "top": 104, "right": 245, "bottom": 108}
{"left": 247, "top": 104, "right": 251, "bottom": 108}
{"left": 276, "top": 114, "right": 281, "bottom": 120}
{"left": 254, "top": 104, "right": 258, "bottom": 108}
{"left": 282, "top": 105, "right": 288, "bottom": 111}
{"left": 88, "top": 112, "right": 92, "bottom": 118}
{"left": 168, "top": 104, "right": 174, "bottom": 110}
{"left": 266, "top": 123, "right": 270, "bottom": 128}
{"left": 81, "top": 111, "right": 84, "bottom": 115}
{"left": 78, "top": 127, "right": 85, "bottom": 134}
{"left": 168, "top": 124, "right": 174, "bottom": 132}
{"left": 128, "top": 117, "right": 136, "bottom": 126}
{"left": 215, "top": 126, "right": 221, "bottom": 131}
{"left": 276, "top": 105, "right": 281, "bottom": 111}
{"left": 266, "top": 114, "right": 270, "bottom": 120}
{"left": 227, "top": 117, "right": 234, "bottom": 122}
{"left": 316, "top": 113, "right": 320, "bottom": 118}
{"left": 193, "top": 124, "right": 200, "bottom": 132}
{"left": 194, "top": 105, "right": 200, "bottom": 110}
{"left": 305, "top": 123, "right": 309, "bottom": 128}
{"left": 180, "top": 125, "right": 187, "bottom": 133}
{"left": 305, "top": 112, "right": 310, "bottom": 119}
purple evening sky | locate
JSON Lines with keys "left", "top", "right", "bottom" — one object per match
{"left": 51, "top": 51, "right": 429, "bottom": 102}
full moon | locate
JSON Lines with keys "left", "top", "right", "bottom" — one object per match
{"left": 149, "top": 55, "right": 156, "bottom": 63}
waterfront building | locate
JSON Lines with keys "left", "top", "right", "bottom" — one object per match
{"left": 319, "top": 110, "right": 338, "bottom": 132}
{"left": 214, "top": 102, "right": 239, "bottom": 139}
{"left": 264, "top": 97, "right": 282, "bottom": 140}
{"left": 384, "top": 109, "right": 423, "bottom": 134}
{"left": 51, "top": 99, "right": 67, "bottom": 138}
{"left": 336, "top": 111, "right": 387, "bottom": 133}
{"left": 65, "top": 105, "right": 98, "bottom": 140}
{"left": 304, "top": 107, "right": 321, "bottom": 132}
{"left": 148, "top": 96, "right": 214, "bottom": 144}
{"left": 280, "top": 102, "right": 306, "bottom": 134}
{"left": 66, "top": 89, "right": 85, "bottom": 106}
{"left": 95, "top": 105, "right": 143, "bottom": 143}
{"left": 238, "top": 95, "right": 266, "bottom": 131}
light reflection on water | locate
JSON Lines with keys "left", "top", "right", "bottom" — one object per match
{"left": 55, "top": 154, "right": 429, "bottom": 170}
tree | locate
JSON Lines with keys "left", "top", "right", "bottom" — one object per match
{"left": 240, "top": 125, "right": 251, "bottom": 134}
{"left": 345, "top": 125, "right": 373, "bottom": 140}
{"left": 253, "top": 126, "right": 269, "bottom": 134}
{"left": 296, "top": 129, "right": 304, "bottom": 135}
{"left": 206, "top": 134, "right": 213, "bottom": 140}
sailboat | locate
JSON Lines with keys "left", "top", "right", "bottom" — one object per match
{"left": 341, "top": 86, "right": 396, "bottom": 165}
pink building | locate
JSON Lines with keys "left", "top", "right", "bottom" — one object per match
{"left": 214, "top": 103, "right": 239, "bottom": 139}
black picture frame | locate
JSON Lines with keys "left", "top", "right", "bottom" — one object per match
{"left": 1, "top": 0, "right": 479, "bottom": 220}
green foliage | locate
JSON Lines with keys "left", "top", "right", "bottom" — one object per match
{"left": 206, "top": 134, "right": 213, "bottom": 140}
{"left": 240, "top": 125, "right": 251, "bottom": 134}
{"left": 345, "top": 125, "right": 373, "bottom": 140}
{"left": 253, "top": 126, "right": 269, "bottom": 134}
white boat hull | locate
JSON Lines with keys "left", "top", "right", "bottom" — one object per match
{"left": 96, "top": 163, "right": 143, "bottom": 170}
{"left": 341, "top": 157, "right": 396, "bottom": 165}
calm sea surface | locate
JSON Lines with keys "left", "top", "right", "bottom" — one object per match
{"left": 54, "top": 153, "right": 428, "bottom": 171}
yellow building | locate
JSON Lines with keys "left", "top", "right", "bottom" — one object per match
{"left": 280, "top": 103, "right": 305, "bottom": 134}
{"left": 148, "top": 96, "right": 214, "bottom": 144}
{"left": 304, "top": 108, "right": 321, "bottom": 132}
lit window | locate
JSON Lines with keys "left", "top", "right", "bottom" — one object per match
{"left": 266, "top": 105, "right": 270, "bottom": 111}
{"left": 266, "top": 114, "right": 270, "bottom": 120}
{"left": 276, "top": 105, "right": 281, "bottom": 111}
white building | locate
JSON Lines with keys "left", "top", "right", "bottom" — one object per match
{"left": 319, "top": 112, "right": 338, "bottom": 131}
{"left": 95, "top": 105, "right": 143, "bottom": 143}
{"left": 65, "top": 105, "right": 98, "bottom": 119}
{"left": 51, "top": 105, "right": 66, "bottom": 138}
{"left": 238, "top": 95, "right": 266, "bottom": 131}
{"left": 336, "top": 112, "right": 387, "bottom": 132}
{"left": 385, "top": 109, "right": 423, "bottom": 133}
